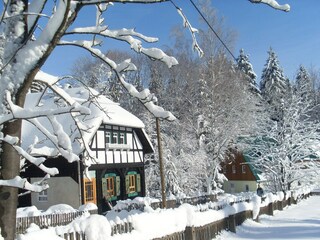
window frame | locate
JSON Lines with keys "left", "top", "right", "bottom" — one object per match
{"left": 232, "top": 165, "right": 236, "bottom": 174}
{"left": 223, "top": 165, "right": 227, "bottom": 174}
{"left": 38, "top": 189, "right": 48, "bottom": 202}
{"left": 242, "top": 165, "right": 246, "bottom": 174}
{"left": 106, "top": 176, "right": 115, "bottom": 198}
{"left": 112, "top": 132, "right": 118, "bottom": 144}
{"left": 102, "top": 173, "right": 120, "bottom": 201}
{"left": 126, "top": 171, "right": 141, "bottom": 197}
{"left": 119, "top": 132, "right": 126, "bottom": 144}
{"left": 106, "top": 131, "right": 111, "bottom": 144}
{"left": 83, "top": 178, "right": 97, "bottom": 204}
{"left": 128, "top": 175, "right": 136, "bottom": 193}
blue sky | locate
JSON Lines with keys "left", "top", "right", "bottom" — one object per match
{"left": 43, "top": 0, "right": 320, "bottom": 81}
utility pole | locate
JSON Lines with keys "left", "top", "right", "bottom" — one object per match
{"left": 156, "top": 117, "right": 166, "bottom": 208}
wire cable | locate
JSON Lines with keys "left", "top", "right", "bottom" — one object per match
{"left": 171, "top": 0, "right": 237, "bottom": 61}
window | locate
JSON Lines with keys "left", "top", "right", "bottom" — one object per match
{"left": 38, "top": 189, "right": 48, "bottom": 202}
{"left": 106, "top": 177, "right": 115, "bottom": 198}
{"left": 223, "top": 166, "right": 227, "bottom": 174}
{"left": 128, "top": 175, "right": 136, "bottom": 193}
{"left": 242, "top": 165, "right": 246, "bottom": 174}
{"left": 102, "top": 173, "right": 120, "bottom": 201}
{"left": 112, "top": 132, "right": 118, "bottom": 144}
{"left": 83, "top": 178, "right": 97, "bottom": 204}
{"left": 119, "top": 133, "right": 125, "bottom": 144}
{"left": 106, "top": 131, "right": 127, "bottom": 144}
{"left": 245, "top": 185, "right": 249, "bottom": 192}
{"left": 230, "top": 183, "right": 235, "bottom": 193}
{"left": 104, "top": 126, "right": 128, "bottom": 146}
{"left": 232, "top": 165, "right": 236, "bottom": 174}
{"left": 126, "top": 171, "right": 141, "bottom": 197}
{"left": 106, "top": 132, "right": 111, "bottom": 144}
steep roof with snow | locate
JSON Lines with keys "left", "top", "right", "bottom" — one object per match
{"left": 21, "top": 87, "right": 148, "bottom": 158}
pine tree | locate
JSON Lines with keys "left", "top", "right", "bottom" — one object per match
{"left": 236, "top": 49, "right": 257, "bottom": 88}
{"left": 260, "top": 48, "right": 288, "bottom": 122}
{"left": 295, "top": 65, "right": 312, "bottom": 97}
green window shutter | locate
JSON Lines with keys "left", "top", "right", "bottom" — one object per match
{"left": 125, "top": 175, "right": 130, "bottom": 194}
{"left": 136, "top": 174, "right": 141, "bottom": 192}
{"left": 116, "top": 176, "right": 121, "bottom": 196}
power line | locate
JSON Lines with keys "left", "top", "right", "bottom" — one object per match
{"left": 170, "top": 0, "right": 237, "bottom": 61}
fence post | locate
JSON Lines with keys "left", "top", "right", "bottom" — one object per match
{"left": 228, "top": 214, "right": 236, "bottom": 233}
{"left": 185, "top": 226, "right": 196, "bottom": 240}
{"left": 267, "top": 202, "right": 274, "bottom": 216}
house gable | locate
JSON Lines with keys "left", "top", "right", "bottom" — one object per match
{"left": 222, "top": 151, "right": 257, "bottom": 181}
{"left": 88, "top": 124, "right": 151, "bottom": 165}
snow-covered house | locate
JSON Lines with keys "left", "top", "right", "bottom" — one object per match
{"left": 19, "top": 87, "right": 153, "bottom": 212}
{"left": 221, "top": 151, "right": 264, "bottom": 194}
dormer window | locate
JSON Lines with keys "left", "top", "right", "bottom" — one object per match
{"left": 105, "top": 130, "right": 127, "bottom": 145}
{"left": 104, "top": 127, "right": 129, "bottom": 150}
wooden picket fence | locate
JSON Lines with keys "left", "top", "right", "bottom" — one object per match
{"left": 16, "top": 192, "right": 315, "bottom": 240}
{"left": 16, "top": 210, "right": 97, "bottom": 235}
{"left": 16, "top": 209, "right": 132, "bottom": 239}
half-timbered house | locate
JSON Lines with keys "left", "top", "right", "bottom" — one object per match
{"left": 19, "top": 87, "right": 153, "bottom": 212}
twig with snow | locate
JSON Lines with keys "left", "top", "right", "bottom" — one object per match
{"left": 64, "top": 27, "right": 178, "bottom": 68}
{"left": 249, "top": 0, "right": 290, "bottom": 12}
{"left": 172, "top": 2, "right": 203, "bottom": 57}
{"left": 0, "top": 176, "right": 49, "bottom": 192}
{"left": 58, "top": 40, "right": 177, "bottom": 121}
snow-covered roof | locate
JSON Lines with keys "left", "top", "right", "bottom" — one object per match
{"left": 21, "top": 87, "right": 147, "bottom": 158}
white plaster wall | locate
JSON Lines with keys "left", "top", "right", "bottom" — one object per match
{"left": 223, "top": 180, "right": 258, "bottom": 194}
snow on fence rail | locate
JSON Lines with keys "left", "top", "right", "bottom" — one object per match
{"left": 153, "top": 191, "right": 314, "bottom": 240}
{"left": 106, "top": 188, "right": 313, "bottom": 240}
{"left": 16, "top": 209, "right": 98, "bottom": 234}
{"left": 110, "top": 220, "right": 133, "bottom": 235}
{"left": 16, "top": 187, "right": 316, "bottom": 239}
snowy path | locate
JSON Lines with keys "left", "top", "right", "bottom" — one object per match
{"left": 216, "top": 195, "right": 320, "bottom": 240}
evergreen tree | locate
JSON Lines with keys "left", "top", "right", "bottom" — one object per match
{"left": 295, "top": 65, "right": 313, "bottom": 97}
{"left": 260, "top": 48, "right": 288, "bottom": 122}
{"left": 236, "top": 49, "right": 257, "bottom": 88}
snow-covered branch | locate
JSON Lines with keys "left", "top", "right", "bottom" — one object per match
{"left": 64, "top": 27, "right": 178, "bottom": 68}
{"left": 0, "top": 176, "right": 49, "bottom": 193}
{"left": 0, "top": 91, "right": 90, "bottom": 126}
{"left": 58, "top": 39, "right": 176, "bottom": 121}
{"left": 77, "top": 0, "right": 169, "bottom": 5}
{"left": 175, "top": 5, "right": 203, "bottom": 57}
{"left": 249, "top": 0, "right": 290, "bottom": 12}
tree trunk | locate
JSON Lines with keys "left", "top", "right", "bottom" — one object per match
{"left": 206, "top": 174, "right": 213, "bottom": 194}
{"left": 0, "top": 120, "right": 22, "bottom": 240}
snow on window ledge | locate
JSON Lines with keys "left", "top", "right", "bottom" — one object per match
{"left": 106, "top": 143, "right": 130, "bottom": 150}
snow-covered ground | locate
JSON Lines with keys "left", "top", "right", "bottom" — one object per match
{"left": 216, "top": 195, "right": 320, "bottom": 240}
{"left": 16, "top": 189, "right": 318, "bottom": 240}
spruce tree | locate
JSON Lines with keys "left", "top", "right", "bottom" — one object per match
{"left": 295, "top": 65, "right": 312, "bottom": 97}
{"left": 260, "top": 48, "right": 288, "bottom": 122}
{"left": 236, "top": 49, "right": 257, "bottom": 88}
